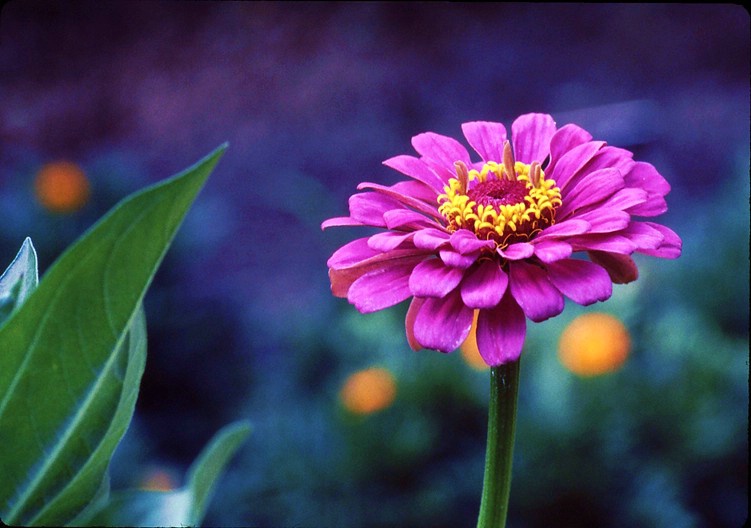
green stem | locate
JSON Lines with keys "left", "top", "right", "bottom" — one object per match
{"left": 477, "top": 360, "right": 521, "bottom": 528}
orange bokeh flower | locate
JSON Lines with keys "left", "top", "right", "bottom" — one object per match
{"left": 34, "top": 161, "right": 90, "bottom": 213}
{"left": 340, "top": 367, "right": 397, "bottom": 415}
{"left": 558, "top": 312, "right": 631, "bottom": 376}
{"left": 460, "top": 310, "right": 490, "bottom": 371}
{"left": 139, "top": 467, "right": 177, "bottom": 492}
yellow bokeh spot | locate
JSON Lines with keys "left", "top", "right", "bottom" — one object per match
{"left": 558, "top": 312, "right": 631, "bottom": 376}
{"left": 340, "top": 367, "right": 397, "bottom": 415}
{"left": 460, "top": 310, "right": 489, "bottom": 370}
{"left": 34, "top": 161, "right": 90, "bottom": 213}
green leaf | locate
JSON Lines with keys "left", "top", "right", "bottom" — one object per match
{"left": 84, "top": 420, "right": 251, "bottom": 527}
{"left": 185, "top": 420, "right": 251, "bottom": 525}
{"left": 0, "top": 145, "right": 227, "bottom": 526}
{"left": 34, "top": 305, "right": 147, "bottom": 526}
{"left": 0, "top": 237, "right": 39, "bottom": 325}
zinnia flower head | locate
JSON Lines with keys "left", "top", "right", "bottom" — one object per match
{"left": 322, "top": 113, "right": 681, "bottom": 366}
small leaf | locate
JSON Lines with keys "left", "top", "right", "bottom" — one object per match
{"left": 0, "top": 237, "right": 39, "bottom": 325}
{"left": 84, "top": 420, "right": 251, "bottom": 527}
{"left": 0, "top": 145, "right": 227, "bottom": 526}
{"left": 186, "top": 420, "right": 251, "bottom": 526}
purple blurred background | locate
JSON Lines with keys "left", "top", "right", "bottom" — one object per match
{"left": 2, "top": 1, "right": 746, "bottom": 337}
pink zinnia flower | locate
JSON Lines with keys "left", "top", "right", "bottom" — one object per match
{"left": 322, "top": 113, "right": 681, "bottom": 366}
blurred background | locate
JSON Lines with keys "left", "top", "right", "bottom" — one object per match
{"left": 0, "top": 2, "right": 748, "bottom": 526}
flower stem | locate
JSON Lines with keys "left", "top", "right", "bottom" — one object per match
{"left": 477, "top": 360, "right": 521, "bottom": 528}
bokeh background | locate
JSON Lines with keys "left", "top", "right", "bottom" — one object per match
{"left": 1, "top": 2, "right": 748, "bottom": 526}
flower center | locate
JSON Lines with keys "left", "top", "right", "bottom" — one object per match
{"left": 437, "top": 142, "right": 562, "bottom": 247}
{"left": 467, "top": 178, "right": 528, "bottom": 208}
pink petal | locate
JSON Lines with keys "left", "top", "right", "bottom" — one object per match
{"left": 461, "top": 121, "right": 507, "bottom": 161}
{"left": 567, "top": 234, "right": 638, "bottom": 254}
{"left": 413, "top": 289, "right": 474, "bottom": 353}
{"left": 588, "top": 251, "right": 639, "bottom": 284}
{"left": 347, "top": 259, "right": 419, "bottom": 313}
{"left": 367, "top": 231, "right": 416, "bottom": 252}
{"left": 548, "top": 140, "right": 606, "bottom": 191}
{"left": 628, "top": 196, "right": 668, "bottom": 218}
{"left": 547, "top": 259, "right": 613, "bottom": 306}
{"left": 384, "top": 209, "right": 437, "bottom": 230}
{"left": 450, "top": 229, "right": 495, "bottom": 255}
{"left": 636, "top": 223, "right": 682, "bottom": 259}
{"left": 584, "top": 146, "right": 634, "bottom": 173}
{"left": 439, "top": 249, "right": 478, "bottom": 269}
{"left": 405, "top": 297, "right": 426, "bottom": 351}
{"left": 327, "top": 237, "right": 379, "bottom": 269}
{"left": 564, "top": 145, "right": 634, "bottom": 192}
{"left": 508, "top": 261, "right": 564, "bottom": 322}
{"left": 624, "top": 161, "right": 670, "bottom": 197}
{"left": 558, "top": 168, "right": 625, "bottom": 219}
{"left": 357, "top": 182, "right": 441, "bottom": 220}
{"left": 511, "top": 113, "right": 558, "bottom": 164}
{"left": 391, "top": 180, "right": 440, "bottom": 204}
{"left": 536, "top": 219, "right": 591, "bottom": 239}
{"left": 574, "top": 209, "right": 631, "bottom": 234}
{"left": 476, "top": 291, "right": 527, "bottom": 366}
{"left": 321, "top": 216, "right": 365, "bottom": 229}
{"left": 624, "top": 162, "right": 670, "bottom": 217}
{"left": 602, "top": 187, "right": 649, "bottom": 212}
{"left": 383, "top": 154, "right": 445, "bottom": 193}
{"left": 498, "top": 242, "right": 534, "bottom": 260}
{"left": 413, "top": 227, "right": 451, "bottom": 250}
{"left": 460, "top": 259, "right": 508, "bottom": 309}
{"left": 409, "top": 258, "right": 465, "bottom": 298}
{"left": 329, "top": 248, "right": 427, "bottom": 297}
{"left": 411, "top": 132, "right": 471, "bottom": 183}
{"left": 621, "top": 221, "right": 665, "bottom": 250}
{"left": 346, "top": 192, "right": 401, "bottom": 227}
{"left": 532, "top": 239, "right": 573, "bottom": 263}
{"left": 546, "top": 124, "right": 593, "bottom": 175}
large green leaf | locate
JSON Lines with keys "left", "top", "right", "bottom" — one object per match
{"left": 31, "top": 305, "right": 147, "bottom": 526}
{"left": 84, "top": 420, "right": 251, "bottom": 527}
{"left": 0, "top": 144, "right": 227, "bottom": 526}
{"left": 0, "top": 237, "right": 39, "bottom": 325}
